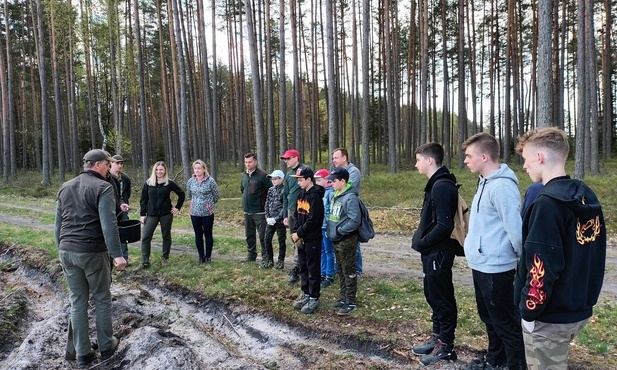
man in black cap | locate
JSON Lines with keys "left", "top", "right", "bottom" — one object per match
{"left": 56, "top": 149, "right": 127, "bottom": 368}
{"left": 110, "top": 154, "right": 132, "bottom": 263}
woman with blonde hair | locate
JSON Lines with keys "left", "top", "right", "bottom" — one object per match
{"left": 136, "top": 161, "right": 185, "bottom": 269}
{"left": 186, "top": 160, "right": 220, "bottom": 264}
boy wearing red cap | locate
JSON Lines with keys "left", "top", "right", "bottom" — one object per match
{"left": 280, "top": 149, "right": 307, "bottom": 282}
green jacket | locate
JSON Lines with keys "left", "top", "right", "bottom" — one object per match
{"left": 240, "top": 168, "right": 272, "bottom": 213}
{"left": 282, "top": 163, "right": 306, "bottom": 211}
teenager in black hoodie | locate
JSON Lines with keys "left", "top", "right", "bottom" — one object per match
{"left": 410, "top": 143, "right": 459, "bottom": 366}
{"left": 290, "top": 167, "right": 325, "bottom": 314}
{"left": 516, "top": 128, "right": 606, "bottom": 370}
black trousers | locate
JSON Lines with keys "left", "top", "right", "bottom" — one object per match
{"left": 421, "top": 249, "right": 457, "bottom": 344}
{"left": 472, "top": 269, "right": 526, "bottom": 369}
{"left": 298, "top": 237, "right": 322, "bottom": 299}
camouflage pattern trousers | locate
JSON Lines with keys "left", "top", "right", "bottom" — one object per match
{"left": 522, "top": 318, "right": 588, "bottom": 370}
{"left": 333, "top": 232, "right": 359, "bottom": 304}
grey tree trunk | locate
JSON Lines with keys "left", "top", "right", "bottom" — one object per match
{"left": 34, "top": 0, "right": 51, "bottom": 186}
{"left": 384, "top": 0, "right": 396, "bottom": 172}
{"left": 0, "top": 19, "right": 8, "bottom": 183}
{"left": 79, "top": 0, "right": 97, "bottom": 149}
{"left": 134, "top": 0, "right": 149, "bottom": 180}
{"left": 361, "top": 0, "right": 370, "bottom": 176}
{"left": 290, "top": 0, "right": 303, "bottom": 151}
{"left": 3, "top": 0, "right": 15, "bottom": 178}
{"left": 278, "top": 0, "right": 287, "bottom": 167}
{"left": 457, "top": 0, "right": 467, "bottom": 167}
{"left": 419, "top": 0, "right": 428, "bottom": 144}
{"left": 326, "top": 0, "right": 338, "bottom": 153}
{"left": 245, "top": 0, "right": 266, "bottom": 165}
{"left": 602, "top": 0, "right": 612, "bottom": 160}
{"left": 170, "top": 0, "right": 190, "bottom": 180}
{"left": 574, "top": 0, "right": 586, "bottom": 179}
{"left": 50, "top": 4, "right": 65, "bottom": 181}
{"left": 586, "top": 0, "right": 599, "bottom": 174}
{"left": 210, "top": 0, "right": 219, "bottom": 177}
{"left": 537, "top": 0, "right": 552, "bottom": 128}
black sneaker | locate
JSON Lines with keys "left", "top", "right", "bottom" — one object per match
{"left": 329, "top": 298, "right": 346, "bottom": 308}
{"left": 419, "top": 340, "right": 456, "bottom": 366}
{"left": 321, "top": 277, "right": 334, "bottom": 288}
{"left": 300, "top": 298, "right": 319, "bottom": 314}
{"left": 259, "top": 260, "right": 274, "bottom": 269}
{"left": 461, "top": 357, "right": 507, "bottom": 370}
{"left": 287, "top": 267, "right": 300, "bottom": 285}
{"left": 411, "top": 334, "right": 438, "bottom": 355}
{"left": 77, "top": 350, "right": 97, "bottom": 368}
{"left": 100, "top": 336, "right": 119, "bottom": 361}
{"left": 275, "top": 260, "right": 284, "bottom": 270}
{"left": 292, "top": 294, "right": 310, "bottom": 310}
{"left": 336, "top": 303, "right": 357, "bottom": 316}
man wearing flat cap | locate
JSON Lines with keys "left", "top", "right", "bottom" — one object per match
{"left": 110, "top": 154, "right": 132, "bottom": 263}
{"left": 55, "top": 149, "right": 127, "bottom": 367}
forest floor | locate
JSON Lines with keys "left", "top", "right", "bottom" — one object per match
{"left": 0, "top": 205, "right": 615, "bottom": 369}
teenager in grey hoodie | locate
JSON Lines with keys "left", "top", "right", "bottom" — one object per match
{"left": 461, "top": 133, "right": 526, "bottom": 370}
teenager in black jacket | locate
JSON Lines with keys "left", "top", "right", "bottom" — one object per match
{"left": 290, "top": 167, "right": 325, "bottom": 315}
{"left": 410, "top": 143, "right": 459, "bottom": 366}
{"left": 516, "top": 128, "right": 606, "bottom": 370}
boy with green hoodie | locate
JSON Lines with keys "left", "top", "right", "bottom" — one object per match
{"left": 326, "top": 167, "right": 361, "bottom": 316}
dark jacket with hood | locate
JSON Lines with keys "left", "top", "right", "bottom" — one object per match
{"left": 515, "top": 176, "right": 606, "bottom": 324}
{"left": 292, "top": 184, "right": 325, "bottom": 242}
{"left": 411, "top": 166, "right": 459, "bottom": 255}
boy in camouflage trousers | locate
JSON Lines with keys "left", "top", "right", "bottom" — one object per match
{"left": 326, "top": 167, "right": 361, "bottom": 316}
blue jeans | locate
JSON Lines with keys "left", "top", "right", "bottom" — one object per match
{"left": 356, "top": 243, "right": 363, "bottom": 275}
{"left": 321, "top": 229, "right": 335, "bottom": 278}
{"left": 191, "top": 214, "right": 215, "bottom": 259}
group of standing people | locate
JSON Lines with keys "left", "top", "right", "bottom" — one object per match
{"left": 55, "top": 153, "right": 220, "bottom": 368}
{"left": 240, "top": 148, "right": 366, "bottom": 316}
{"left": 54, "top": 128, "right": 605, "bottom": 369}
{"left": 410, "top": 128, "right": 606, "bottom": 370}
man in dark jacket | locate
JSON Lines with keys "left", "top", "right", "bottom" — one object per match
{"left": 290, "top": 167, "right": 325, "bottom": 314}
{"left": 515, "top": 127, "right": 606, "bottom": 370}
{"left": 410, "top": 143, "right": 459, "bottom": 366}
{"left": 110, "top": 154, "right": 131, "bottom": 262}
{"left": 56, "top": 149, "right": 127, "bottom": 368}
{"left": 240, "top": 153, "right": 273, "bottom": 262}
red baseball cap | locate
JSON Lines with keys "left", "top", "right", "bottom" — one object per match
{"left": 314, "top": 169, "right": 330, "bottom": 178}
{"left": 280, "top": 149, "right": 300, "bottom": 159}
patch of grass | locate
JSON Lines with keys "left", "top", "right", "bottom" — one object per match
{"left": 0, "top": 286, "right": 28, "bottom": 344}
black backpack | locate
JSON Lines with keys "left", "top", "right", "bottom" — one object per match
{"left": 357, "top": 199, "right": 375, "bottom": 243}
